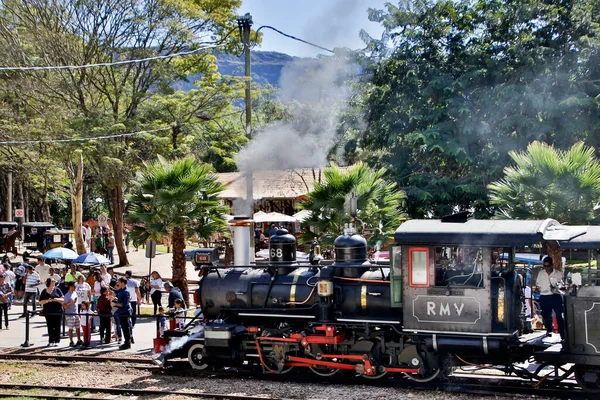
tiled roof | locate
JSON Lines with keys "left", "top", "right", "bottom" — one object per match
{"left": 217, "top": 168, "right": 349, "bottom": 200}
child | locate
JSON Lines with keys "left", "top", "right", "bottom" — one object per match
{"left": 0, "top": 274, "right": 12, "bottom": 329}
{"left": 174, "top": 299, "right": 185, "bottom": 329}
{"left": 158, "top": 306, "right": 166, "bottom": 336}
{"left": 97, "top": 287, "right": 112, "bottom": 344}
{"left": 79, "top": 300, "right": 94, "bottom": 347}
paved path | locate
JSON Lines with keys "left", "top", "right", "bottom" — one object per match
{"left": 111, "top": 248, "right": 201, "bottom": 282}
{"left": 0, "top": 306, "right": 160, "bottom": 354}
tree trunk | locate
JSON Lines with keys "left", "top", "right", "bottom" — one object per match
{"left": 547, "top": 241, "right": 564, "bottom": 272}
{"left": 171, "top": 226, "right": 189, "bottom": 306}
{"left": 70, "top": 153, "right": 86, "bottom": 254}
{"left": 107, "top": 185, "right": 129, "bottom": 266}
{"left": 41, "top": 175, "right": 51, "bottom": 222}
{"left": 24, "top": 185, "right": 29, "bottom": 222}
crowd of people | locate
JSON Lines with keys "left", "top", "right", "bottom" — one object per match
{"left": 81, "top": 224, "right": 132, "bottom": 265}
{"left": 254, "top": 222, "right": 296, "bottom": 251}
{"left": 0, "top": 253, "right": 187, "bottom": 350}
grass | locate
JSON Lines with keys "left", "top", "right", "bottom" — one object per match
{"left": 133, "top": 243, "right": 199, "bottom": 254}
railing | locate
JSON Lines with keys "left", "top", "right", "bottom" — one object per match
{"left": 18, "top": 292, "right": 199, "bottom": 348}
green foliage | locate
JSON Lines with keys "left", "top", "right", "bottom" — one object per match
{"left": 489, "top": 141, "right": 600, "bottom": 224}
{"left": 356, "top": 0, "right": 600, "bottom": 218}
{"left": 0, "top": 0, "right": 244, "bottom": 226}
{"left": 127, "top": 156, "right": 228, "bottom": 245}
{"left": 300, "top": 163, "right": 406, "bottom": 246}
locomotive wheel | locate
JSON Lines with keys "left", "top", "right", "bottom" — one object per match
{"left": 403, "top": 367, "right": 441, "bottom": 383}
{"left": 359, "top": 337, "right": 389, "bottom": 380}
{"left": 188, "top": 343, "right": 209, "bottom": 370}
{"left": 308, "top": 345, "right": 340, "bottom": 377}
{"left": 574, "top": 366, "right": 600, "bottom": 393}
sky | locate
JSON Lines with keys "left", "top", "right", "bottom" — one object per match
{"left": 240, "top": 0, "right": 386, "bottom": 57}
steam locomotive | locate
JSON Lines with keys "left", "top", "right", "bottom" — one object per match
{"left": 155, "top": 215, "right": 600, "bottom": 392}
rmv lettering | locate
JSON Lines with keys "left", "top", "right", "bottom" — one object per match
{"left": 426, "top": 301, "right": 465, "bottom": 317}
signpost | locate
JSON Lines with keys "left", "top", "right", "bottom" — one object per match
{"left": 98, "top": 214, "right": 108, "bottom": 227}
{"left": 15, "top": 209, "right": 24, "bottom": 251}
{"left": 146, "top": 241, "right": 156, "bottom": 302}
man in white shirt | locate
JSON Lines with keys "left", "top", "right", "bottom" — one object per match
{"left": 100, "top": 265, "right": 111, "bottom": 286}
{"left": 535, "top": 256, "right": 565, "bottom": 339}
{"left": 35, "top": 256, "right": 51, "bottom": 298}
{"left": 125, "top": 270, "right": 142, "bottom": 343}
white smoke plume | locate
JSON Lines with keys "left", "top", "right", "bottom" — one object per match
{"left": 233, "top": 56, "right": 356, "bottom": 215}
{"left": 235, "top": 56, "right": 356, "bottom": 174}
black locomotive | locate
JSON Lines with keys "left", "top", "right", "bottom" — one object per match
{"left": 156, "top": 216, "right": 600, "bottom": 392}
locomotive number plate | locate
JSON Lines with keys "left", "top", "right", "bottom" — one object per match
{"left": 412, "top": 295, "right": 481, "bottom": 324}
{"left": 195, "top": 253, "right": 211, "bottom": 263}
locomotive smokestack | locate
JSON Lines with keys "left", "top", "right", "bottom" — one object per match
{"left": 229, "top": 217, "right": 253, "bottom": 266}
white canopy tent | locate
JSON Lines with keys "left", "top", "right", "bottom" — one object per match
{"left": 253, "top": 211, "right": 297, "bottom": 223}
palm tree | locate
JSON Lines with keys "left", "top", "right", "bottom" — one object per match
{"left": 488, "top": 141, "right": 600, "bottom": 265}
{"left": 128, "top": 156, "right": 227, "bottom": 302}
{"left": 300, "top": 162, "right": 406, "bottom": 247}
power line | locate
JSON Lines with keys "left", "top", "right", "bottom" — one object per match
{"left": 254, "top": 25, "right": 335, "bottom": 54}
{"left": 0, "top": 44, "right": 224, "bottom": 72}
{"left": 0, "top": 110, "right": 246, "bottom": 145}
{"left": 0, "top": 127, "right": 170, "bottom": 145}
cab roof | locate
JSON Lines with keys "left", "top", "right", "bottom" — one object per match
{"left": 393, "top": 218, "right": 586, "bottom": 247}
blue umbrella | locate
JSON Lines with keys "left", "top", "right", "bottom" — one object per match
{"left": 73, "top": 252, "right": 110, "bottom": 265}
{"left": 42, "top": 247, "right": 79, "bottom": 260}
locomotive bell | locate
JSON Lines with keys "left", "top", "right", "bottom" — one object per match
{"left": 334, "top": 229, "right": 368, "bottom": 263}
{"left": 333, "top": 224, "right": 369, "bottom": 278}
{"left": 269, "top": 228, "right": 296, "bottom": 274}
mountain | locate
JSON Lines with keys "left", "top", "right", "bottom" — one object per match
{"left": 217, "top": 51, "right": 298, "bottom": 86}
{"left": 173, "top": 51, "right": 297, "bottom": 91}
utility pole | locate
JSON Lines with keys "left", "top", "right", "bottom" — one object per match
{"left": 237, "top": 13, "right": 255, "bottom": 263}
{"left": 238, "top": 13, "right": 253, "bottom": 139}
{"left": 6, "top": 171, "right": 12, "bottom": 221}
{"left": 238, "top": 13, "right": 254, "bottom": 214}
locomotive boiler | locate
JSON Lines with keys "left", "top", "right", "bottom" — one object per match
{"left": 156, "top": 215, "right": 600, "bottom": 392}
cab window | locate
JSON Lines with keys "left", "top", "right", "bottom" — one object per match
{"left": 434, "top": 246, "right": 485, "bottom": 288}
{"left": 409, "top": 247, "right": 429, "bottom": 287}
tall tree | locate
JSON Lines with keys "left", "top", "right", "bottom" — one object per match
{"left": 300, "top": 163, "right": 406, "bottom": 247}
{"left": 0, "top": 0, "right": 242, "bottom": 264}
{"left": 488, "top": 141, "right": 600, "bottom": 264}
{"left": 128, "top": 156, "right": 227, "bottom": 303}
{"left": 356, "top": 0, "right": 600, "bottom": 218}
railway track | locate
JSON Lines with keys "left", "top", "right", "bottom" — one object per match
{"left": 0, "top": 383, "right": 278, "bottom": 399}
{"left": 0, "top": 352, "right": 159, "bottom": 371}
{"left": 0, "top": 352, "right": 592, "bottom": 399}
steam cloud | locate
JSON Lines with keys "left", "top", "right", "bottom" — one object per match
{"left": 233, "top": 57, "right": 357, "bottom": 214}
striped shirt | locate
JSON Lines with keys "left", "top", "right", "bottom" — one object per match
{"left": 25, "top": 272, "right": 40, "bottom": 293}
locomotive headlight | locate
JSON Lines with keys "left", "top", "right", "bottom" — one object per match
{"left": 317, "top": 280, "right": 333, "bottom": 297}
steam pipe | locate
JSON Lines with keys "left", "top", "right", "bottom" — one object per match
{"left": 229, "top": 217, "right": 253, "bottom": 266}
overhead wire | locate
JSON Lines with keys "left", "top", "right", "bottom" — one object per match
{"left": 0, "top": 44, "right": 224, "bottom": 71}
{"left": 0, "top": 23, "right": 336, "bottom": 144}
{"left": 253, "top": 25, "right": 335, "bottom": 54}
{"left": 0, "top": 127, "right": 171, "bottom": 145}
{"left": 0, "top": 109, "right": 245, "bottom": 145}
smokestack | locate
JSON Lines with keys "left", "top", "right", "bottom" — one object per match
{"left": 229, "top": 217, "right": 253, "bottom": 266}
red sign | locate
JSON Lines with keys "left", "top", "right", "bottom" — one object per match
{"left": 14, "top": 209, "right": 24, "bottom": 218}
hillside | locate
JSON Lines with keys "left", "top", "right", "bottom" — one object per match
{"left": 173, "top": 51, "right": 296, "bottom": 91}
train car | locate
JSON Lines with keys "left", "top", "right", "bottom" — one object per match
{"left": 23, "top": 222, "right": 56, "bottom": 252}
{"left": 22, "top": 222, "right": 73, "bottom": 252}
{"left": 155, "top": 215, "right": 600, "bottom": 392}
{"left": 0, "top": 221, "right": 19, "bottom": 254}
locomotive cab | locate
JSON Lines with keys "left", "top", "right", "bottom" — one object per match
{"left": 393, "top": 216, "right": 585, "bottom": 366}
